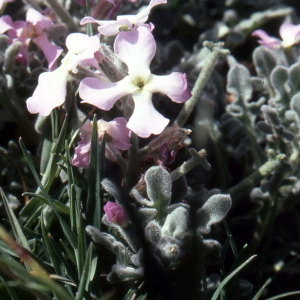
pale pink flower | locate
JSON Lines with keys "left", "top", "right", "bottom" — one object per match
{"left": 104, "top": 201, "right": 129, "bottom": 228}
{"left": 0, "top": 8, "right": 62, "bottom": 70}
{"left": 72, "top": 117, "right": 131, "bottom": 168}
{"left": 80, "top": 0, "right": 166, "bottom": 36}
{"left": 79, "top": 25, "right": 191, "bottom": 138}
{"left": 27, "top": 33, "right": 101, "bottom": 116}
{"left": 252, "top": 22, "right": 300, "bottom": 49}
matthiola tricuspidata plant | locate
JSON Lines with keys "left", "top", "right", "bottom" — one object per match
{"left": 4, "top": 1, "right": 300, "bottom": 300}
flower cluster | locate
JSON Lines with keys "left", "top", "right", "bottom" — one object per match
{"left": 0, "top": 8, "right": 62, "bottom": 69}
{"left": 22, "top": 0, "right": 190, "bottom": 163}
{"left": 26, "top": 2, "right": 190, "bottom": 136}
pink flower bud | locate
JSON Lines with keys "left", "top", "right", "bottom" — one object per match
{"left": 104, "top": 201, "right": 129, "bottom": 228}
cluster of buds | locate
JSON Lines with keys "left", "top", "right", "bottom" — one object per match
{"left": 87, "top": 166, "right": 231, "bottom": 282}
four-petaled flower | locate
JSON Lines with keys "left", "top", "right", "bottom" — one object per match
{"left": 104, "top": 201, "right": 129, "bottom": 228}
{"left": 26, "top": 33, "right": 101, "bottom": 116}
{"left": 0, "top": 8, "right": 62, "bottom": 70}
{"left": 79, "top": 25, "right": 191, "bottom": 137}
{"left": 252, "top": 22, "right": 300, "bottom": 49}
{"left": 80, "top": 0, "right": 166, "bottom": 36}
{"left": 72, "top": 117, "right": 131, "bottom": 168}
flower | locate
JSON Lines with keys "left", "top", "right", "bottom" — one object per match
{"left": 80, "top": 0, "right": 166, "bottom": 36}
{"left": 104, "top": 201, "right": 129, "bottom": 228}
{"left": 252, "top": 22, "right": 300, "bottom": 49}
{"left": 72, "top": 117, "right": 131, "bottom": 168}
{"left": 26, "top": 33, "right": 101, "bottom": 116}
{"left": 0, "top": 8, "right": 62, "bottom": 70}
{"left": 79, "top": 25, "right": 191, "bottom": 137}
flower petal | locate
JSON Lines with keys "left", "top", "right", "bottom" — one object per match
{"left": 251, "top": 29, "right": 281, "bottom": 49}
{"left": 72, "top": 121, "right": 92, "bottom": 169}
{"left": 128, "top": 90, "right": 169, "bottom": 137}
{"left": 98, "top": 117, "right": 131, "bottom": 150}
{"left": 114, "top": 25, "right": 155, "bottom": 74}
{"left": 0, "top": 15, "right": 14, "bottom": 34}
{"left": 80, "top": 17, "right": 132, "bottom": 36}
{"left": 26, "top": 67, "right": 68, "bottom": 116}
{"left": 26, "top": 8, "right": 52, "bottom": 35}
{"left": 279, "top": 22, "right": 300, "bottom": 48}
{"left": 145, "top": 73, "right": 191, "bottom": 103}
{"left": 121, "top": 0, "right": 167, "bottom": 25}
{"left": 33, "top": 33, "right": 63, "bottom": 70}
{"left": 79, "top": 76, "right": 137, "bottom": 110}
{"left": 62, "top": 33, "right": 100, "bottom": 72}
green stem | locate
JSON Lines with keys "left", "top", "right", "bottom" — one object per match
{"left": 23, "top": 0, "right": 42, "bottom": 11}
{"left": 174, "top": 41, "right": 229, "bottom": 127}
{"left": 43, "top": 0, "right": 78, "bottom": 32}
{"left": 254, "top": 178, "right": 280, "bottom": 288}
{"left": 170, "top": 148, "right": 211, "bottom": 181}
{"left": 125, "top": 133, "right": 140, "bottom": 191}
{"left": 228, "top": 150, "right": 286, "bottom": 201}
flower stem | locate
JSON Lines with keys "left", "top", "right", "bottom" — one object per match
{"left": 44, "top": 0, "right": 78, "bottom": 32}
{"left": 174, "top": 41, "right": 229, "bottom": 127}
{"left": 125, "top": 133, "right": 140, "bottom": 191}
{"left": 170, "top": 148, "right": 211, "bottom": 181}
{"left": 228, "top": 150, "right": 286, "bottom": 201}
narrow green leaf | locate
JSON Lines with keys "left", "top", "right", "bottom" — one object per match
{"left": 24, "top": 193, "right": 70, "bottom": 215}
{"left": 0, "top": 188, "right": 30, "bottom": 251}
{"left": 70, "top": 184, "right": 77, "bottom": 232}
{"left": 60, "top": 239, "right": 77, "bottom": 266}
{"left": 211, "top": 255, "right": 257, "bottom": 300}
{"left": 43, "top": 114, "right": 68, "bottom": 190}
{"left": 252, "top": 278, "right": 271, "bottom": 300}
{"left": 20, "top": 139, "right": 78, "bottom": 249}
{"left": 0, "top": 255, "right": 37, "bottom": 286}
{"left": 89, "top": 255, "right": 98, "bottom": 282}
{"left": 1, "top": 252, "right": 74, "bottom": 300}
{"left": 22, "top": 204, "right": 44, "bottom": 228}
{"left": 75, "top": 243, "right": 93, "bottom": 300}
{"left": 223, "top": 220, "right": 238, "bottom": 258}
{"left": 19, "top": 138, "right": 48, "bottom": 196}
{"left": 54, "top": 212, "right": 78, "bottom": 250}
{"left": 266, "top": 291, "right": 300, "bottom": 300}
{"left": 0, "top": 240, "right": 17, "bottom": 257}
{"left": 93, "top": 134, "right": 106, "bottom": 230}
{"left": 0, "top": 276, "right": 20, "bottom": 300}
{"left": 41, "top": 212, "right": 62, "bottom": 275}
{"left": 76, "top": 208, "right": 86, "bottom": 276}
{"left": 86, "top": 115, "right": 101, "bottom": 229}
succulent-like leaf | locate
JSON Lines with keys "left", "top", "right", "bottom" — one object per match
{"left": 288, "top": 63, "right": 300, "bottom": 95}
{"left": 138, "top": 208, "right": 157, "bottom": 225}
{"left": 107, "top": 265, "right": 144, "bottom": 282}
{"left": 291, "top": 93, "right": 300, "bottom": 116}
{"left": 197, "top": 194, "right": 231, "bottom": 234}
{"left": 145, "top": 220, "right": 162, "bottom": 244}
{"left": 227, "top": 63, "right": 253, "bottom": 105}
{"left": 161, "top": 206, "right": 189, "bottom": 241}
{"left": 253, "top": 46, "right": 277, "bottom": 80}
{"left": 145, "top": 166, "right": 172, "bottom": 211}
{"left": 86, "top": 226, "right": 132, "bottom": 263}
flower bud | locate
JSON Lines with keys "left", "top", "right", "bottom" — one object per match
{"left": 104, "top": 201, "right": 129, "bottom": 228}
